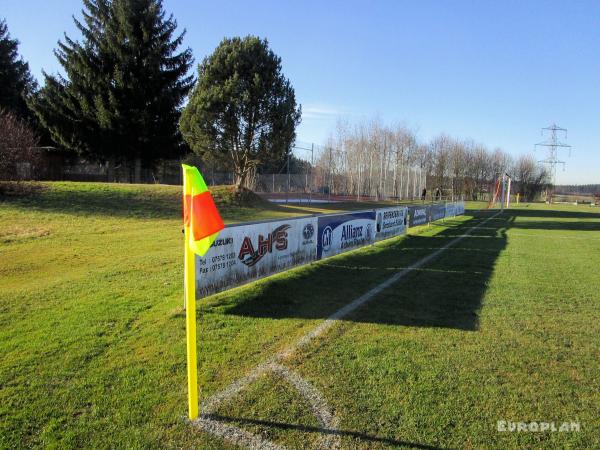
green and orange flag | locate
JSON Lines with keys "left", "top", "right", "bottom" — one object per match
{"left": 182, "top": 164, "right": 224, "bottom": 256}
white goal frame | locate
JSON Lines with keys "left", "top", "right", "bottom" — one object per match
{"left": 489, "top": 173, "right": 512, "bottom": 210}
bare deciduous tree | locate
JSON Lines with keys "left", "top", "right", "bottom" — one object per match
{"left": 514, "top": 154, "right": 550, "bottom": 201}
{"left": 0, "top": 110, "right": 39, "bottom": 183}
{"left": 311, "top": 117, "right": 546, "bottom": 202}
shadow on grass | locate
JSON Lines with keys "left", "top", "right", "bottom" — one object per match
{"left": 0, "top": 182, "right": 306, "bottom": 221}
{"left": 275, "top": 200, "right": 404, "bottom": 212}
{"left": 508, "top": 207, "right": 600, "bottom": 219}
{"left": 504, "top": 207, "right": 600, "bottom": 232}
{"left": 203, "top": 413, "right": 447, "bottom": 450}
{"left": 222, "top": 206, "right": 599, "bottom": 330}
{"left": 1, "top": 182, "right": 396, "bottom": 223}
{"left": 1, "top": 183, "right": 182, "bottom": 219}
{"left": 217, "top": 212, "right": 512, "bottom": 331}
{"left": 509, "top": 220, "right": 600, "bottom": 232}
{"left": 2, "top": 181, "right": 462, "bottom": 223}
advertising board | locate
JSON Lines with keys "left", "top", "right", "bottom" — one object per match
{"left": 445, "top": 202, "right": 457, "bottom": 218}
{"left": 430, "top": 203, "right": 446, "bottom": 221}
{"left": 196, "top": 202, "right": 466, "bottom": 296}
{"left": 317, "top": 211, "right": 376, "bottom": 259}
{"left": 196, "top": 216, "right": 318, "bottom": 297}
{"left": 375, "top": 206, "right": 408, "bottom": 240}
{"left": 408, "top": 205, "right": 430, "bottom": 227}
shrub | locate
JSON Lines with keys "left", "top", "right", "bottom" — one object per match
{"left": 0, "top": 110, "right": 40, "bottom": 182}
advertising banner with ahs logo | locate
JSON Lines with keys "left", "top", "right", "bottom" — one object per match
{"left": 408, "top": 205, "right": 431, "bottom": 227}
{"left": 196, "top": 216, "right": 318, "bottom": 297}
{"left": 375, "top": 206, "right": 408, "bottom": 241}
{"left": 317, "top": 211, "right": 376, "bottom": 259}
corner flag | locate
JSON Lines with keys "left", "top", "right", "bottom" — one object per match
{"left": 183, "top": 164, "right": 225, "bottom": 256}
{"left": 182, "top": 164, "right": 224, "bottom": 420}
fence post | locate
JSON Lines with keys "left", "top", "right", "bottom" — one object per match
{"left": 286, "top": 150, "right": 290, "bottom": 204}
{"left": 309, "top": 143, "right": 314, "bottom": 205}
{"left": 328, "top": 146, "right": 332, "bottom": 202}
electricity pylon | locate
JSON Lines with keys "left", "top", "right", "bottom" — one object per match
{"left": 535, "top": 124, "right": 571, "bottom": 202}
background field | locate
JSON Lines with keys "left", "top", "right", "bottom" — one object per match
{"left": 1, "top": 182, "right": 598, "bottom": 449}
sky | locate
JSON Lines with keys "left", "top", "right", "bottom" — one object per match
{"left": 2, "top": 0, "right": 599, "bottom": 183}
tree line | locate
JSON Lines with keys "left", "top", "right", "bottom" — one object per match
{"left": 554, "top": 184, "right": 600, "bottom": 196}
{"left": 315, "top": 119, "right": 549, "bottom": 201}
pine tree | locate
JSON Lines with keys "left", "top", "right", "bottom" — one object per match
{"left": 31, "top": 0, "right": 194, "bottom": 180}
{"left": 180, "top": 36, "right": 301, "bottom": 189}
{"left": 0, "top": 19, "right": 36, "bottom": 120}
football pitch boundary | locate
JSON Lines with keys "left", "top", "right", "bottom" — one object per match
{"left": 193, "top": 210, "right": 503, "bottom": 449}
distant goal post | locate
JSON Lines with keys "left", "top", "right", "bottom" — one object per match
{"left": 488, "top": 173, "right": 512, "bottom": 209}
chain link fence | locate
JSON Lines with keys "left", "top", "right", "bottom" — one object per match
{"left": 21, "top": 142, "right": 463, "bottom": 203}
{"left": 251, "top": 141, "right": 440, "bottom": 203}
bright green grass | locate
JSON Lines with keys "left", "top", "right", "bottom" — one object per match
{"left": 0, "top": 182, "right": 598, "bottom": 449}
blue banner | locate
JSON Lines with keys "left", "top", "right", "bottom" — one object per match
{"left": 408, "top": 205, "right": 430, "bottom": 227}
{"left": 445, "top": 202, "right": 457, "bottom": 217}
{"left": 430, "top": 203, "right": 446, "bottom": 221}
{"left": 317, "top": 211, "right": 376, "bottom": 259}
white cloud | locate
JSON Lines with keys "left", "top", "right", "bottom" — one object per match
{"left": 301, "top": 104, "right": 347, "bottom": 120}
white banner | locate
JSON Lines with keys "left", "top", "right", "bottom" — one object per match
{"left": 196, "top": 216, "right": 318, "bottom": 297}
{"left": 375, "top": 206, "right": 408, "bottom": 240}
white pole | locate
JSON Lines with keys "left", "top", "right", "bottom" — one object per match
{"left": 506, "top": 176, "right": 512, "bottom": 208}
{"left": 500, "top": 175, "right": 506, "bottom": 211}
{"left": 406, "top": 166, "right": 410, "bottom": 199}
{"left": 413, "top": 168, "right": 417, "bottom": 199}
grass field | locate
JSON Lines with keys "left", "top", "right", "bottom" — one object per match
{"left": 1, "top": 182, "right": 599, "bottom": 449}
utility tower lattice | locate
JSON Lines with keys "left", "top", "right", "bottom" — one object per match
{"left": 534, "top": 123, "right": 572, "bottom": 192}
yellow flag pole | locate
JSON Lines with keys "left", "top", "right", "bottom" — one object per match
{"left": 184, "top": 228, "right": 199, "bottom": 420}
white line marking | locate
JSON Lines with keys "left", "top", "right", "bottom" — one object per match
{"left": 269, "top": 364, "right": 340, "bottom": 449}
{"left": 193, "top": 211, "right": 502, "bottom": 449}
{"left": 194, "top": 417, "right": 286, "bottom": 450}
{"left": 195, "top": 363, "right": 340, "bottom": 449}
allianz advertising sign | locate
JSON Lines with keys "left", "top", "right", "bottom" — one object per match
{"left": 317, "top": 211, "right": 376, "bottom": 259}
